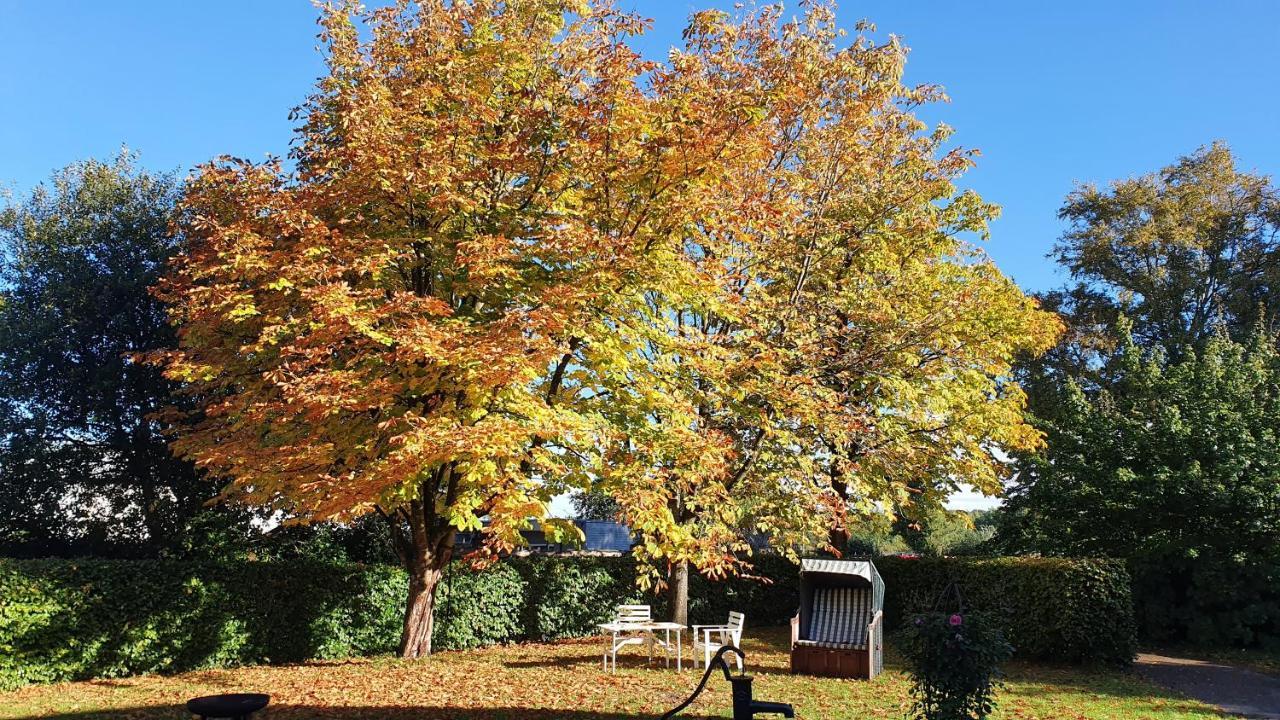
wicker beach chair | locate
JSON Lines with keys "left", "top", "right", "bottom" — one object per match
{"left": 790, "top": 558, "right": 884, "bottom": 679}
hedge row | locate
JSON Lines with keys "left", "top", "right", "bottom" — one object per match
{"left": 876, "top": 556, "right": 1137, "bottom": 665}
{"left": 1130, "top": 553, "right": 1280, "bottom": 647}
{"left": 0, "top": 560, "right": 405, "bottom": 691}
{"left": 0, "top": 555, "right": 798, "bottom": 691}
{"left": 0, "top": 554, "right": 1132, "bottom": 690}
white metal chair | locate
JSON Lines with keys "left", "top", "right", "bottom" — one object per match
{"left": 692, "top": 611, "right": 745, "bottom": 671}
{"left": 602, "top": 604, "right": 653, "bottom": 671}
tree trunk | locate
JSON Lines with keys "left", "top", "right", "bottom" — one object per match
{"left": 400, "top": 559, "right": 443, "bottom": 659}
{"left": 669, "top": 560, "right": 689, "bottom": 626}
{"left": 382, "top": 468, "right": 459, "bottom": 659}
{"left": 829, "top": 526, "right": 851, "bottom": 553}
{"left": 128, "top": 431, "right": 166, "bottom": 552}
{"left": 388, "top": 494, "right": 455, "bottom": 659}
{"left": 828, "top": 473, "right": 851, "bottom": 553}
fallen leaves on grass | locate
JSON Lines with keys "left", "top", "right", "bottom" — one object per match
{"left": 0, "top": 630, "right": 1231, "bottom": 720}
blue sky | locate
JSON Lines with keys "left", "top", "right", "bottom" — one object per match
{"left": 3, "top": 1, "right": 1274, "bottom": 512}
{"left": 2, "top": 1, "right": 1277, "bottom": 293}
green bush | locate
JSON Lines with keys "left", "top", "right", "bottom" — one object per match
{"left": 0, "top": 559, "right": 406, "bottom": 691}
{"left": 877, "top": 556, "right": 1136, "bottom": 665}
{"left": 512, "top": 556, "right": 642, "bottom": 640}
{"left": 1130, "top": 551, "right": 1280, "bottom": 648}
{"left": 433, "top": 562, "right": 525, "bottom": 650}
{"left": 685, "top": 554, "right": 799, "bottom": 626}
{"left": 897, "top": 611, "right": 1014, "bottom": 720}
{"left": 0, "top": 557, "right": 654, "bottom": 691}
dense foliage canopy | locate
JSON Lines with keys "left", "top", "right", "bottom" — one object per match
{"left": 1002, "top": 145, "right": 1280, "bottom": 646}
{"left": 154, "top": 0, "right": 1056, "bottom": 655}
{"left": 1038, "top": 142, "right": 1280, "bottom": 365}
{"left": 0, "top": 156, "right": 212, "bottom": 557}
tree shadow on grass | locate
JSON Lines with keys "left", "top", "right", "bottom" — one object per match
{"left": 999, "top": 661, "right": 1237, "bottom": 717}
{"left": 502, "top": 653, "right": 691, "bottom": 671}
{"left": 1005, "top": 682, "right": 1234, "bottom": 717}
{"left": 7, "top": 704, "right": 720, "bottom": 720}
{"left": 502, "top": 652, "right": 607, "bottom": 669}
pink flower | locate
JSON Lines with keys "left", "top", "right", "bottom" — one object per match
{"left": 949, "top": 613, "right": 964, "bottom": 627}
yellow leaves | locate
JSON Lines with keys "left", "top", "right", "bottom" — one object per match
{"left": 541, "top": 518, "right": 585, "bottom": 547}
{"left": 226, "top": 299, "right": 260, "bottom": 321}
{"left": 153, "top": 0, "right": 1059, "bottom": 590}
{"left": 162, "top": 359, "right": 222, "bottom": 384}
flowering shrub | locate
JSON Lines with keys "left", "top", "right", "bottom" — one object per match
{"left": 896, "top": 611, "right": 1014, "bottom": 720}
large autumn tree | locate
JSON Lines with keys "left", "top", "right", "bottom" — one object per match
{"left": 158, "top": 0, "right": 1059, "bottom": 653}
{"left": 595, "top": 5, "right": 1060, "bottom": 621}
{"left": 158, "top": 0, "right": 773, "bottom": 657}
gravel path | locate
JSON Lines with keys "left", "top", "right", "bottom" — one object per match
{"left": 1137, "top": 653, "right": 1280, "bottom": 719}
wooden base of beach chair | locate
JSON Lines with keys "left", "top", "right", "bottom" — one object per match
{"left": 790, "top": 645, "right": 873, "bottom": 680}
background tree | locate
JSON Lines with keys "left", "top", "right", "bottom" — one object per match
{"left": 1001, "top": 325, "right": 1280, "bottom": 644}
{"left": 0, "top": 155, "right": 211, "bottom": 556}
{"left": 893, "top": 508, "right": 997, "bottom": 558}
{"left": 1048, "top": 142, "right": 1280, "bottom": 355}
{"left": 568, "top": 491, "right": 620, "bottom": 522}
{"left": 1002, "top": 144, "right": 1280, "bottom": 646}
{"left": 842, "top": 510, "right": 995, "bottom": 558}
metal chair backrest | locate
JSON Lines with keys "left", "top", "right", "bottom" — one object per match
{"left": 615, "top": 604, "right": 652, "bottom": 625}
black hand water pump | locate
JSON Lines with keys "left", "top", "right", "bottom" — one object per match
{"left": 659, "top": 646, "right": 794, "bottom": 719}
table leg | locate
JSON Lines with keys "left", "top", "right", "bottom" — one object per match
{"left": 664, "top": 628, "right": 670, "bottom": 668}
{"left": 677, "top": 629, "right": 682, "bottom": 671}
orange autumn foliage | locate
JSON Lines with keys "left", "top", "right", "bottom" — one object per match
{"left": 155, "top": 0, "right": 1060, "bottom": 655}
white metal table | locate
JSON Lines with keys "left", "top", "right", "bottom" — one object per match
{"left": 597, "top": 620, "right": 685, "bottom": 672}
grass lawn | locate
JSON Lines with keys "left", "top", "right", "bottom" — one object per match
{"left": 0, "top": 629, "right": 1236, "bottom": 720}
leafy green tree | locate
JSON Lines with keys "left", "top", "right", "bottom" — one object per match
{"left": 1004, "top": 144, "right": 1280, "bottom": 646}
{"left": 569, "top": 490, "right": 620, "bottom": 522}
{"left": 844, "top": 515, "right": 910, "bottom": 557}
{"left": 173, "top": 510, "right": 397, "bottom": 564}
{"left": 1001, "top": 324, "right": 1280, "bottom": 644}
{"left": 890, "top": 509, "right": 995, "bottom": 558}
{"left": 841, "top": 510, "right": 994, "bottom": 558}
{"left": 1049, "top": 142, "right": 1280, "bottom": 355}
{"left": 0, "top": 154, "right": 213, "bottom": 555}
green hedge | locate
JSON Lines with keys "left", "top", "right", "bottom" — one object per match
{"left": 0, "top": 554, "right": 1133, "bottom": 690}
{"left": 0, "top": 559, "right": 405, "bottom": 691}
{"left": 876, "top": 556, "right": 1136, "bottom": 665}
{"left": 0, "top": 559, "right": 412, "bottom": 691}
{"left": 1130, "top": 552, "right": 1280, "bottom": 647}
{"left": 0, "top": 555, "right": 793, "bottom": 691}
